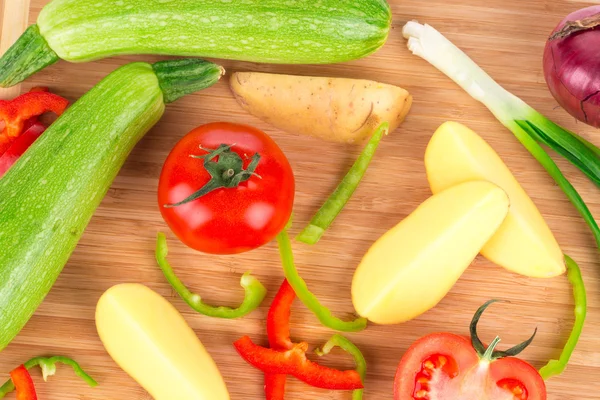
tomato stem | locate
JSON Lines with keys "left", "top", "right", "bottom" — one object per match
{"left": 470, "top": 300, "right": 537, "bottom": 361}
{"left": 481, "top": 336, "right": 501, "bottom": 362}
{"left": 164, "top": 144, "right": 261, "bottom": 208}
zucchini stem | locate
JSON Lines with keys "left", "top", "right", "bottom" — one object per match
{"left": 153, "top": 59, "right": 225, "bottom": 104}
{"left": 0, "top": 25, "right": 59, "bottom": 88}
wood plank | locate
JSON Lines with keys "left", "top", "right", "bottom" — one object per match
{"left": 0, "top": 0, "right": 30, "bottom": 99}
{"left": 1, "top": 0, "right": 600, "bottom": 399}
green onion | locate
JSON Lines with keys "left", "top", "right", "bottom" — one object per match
{"left": 297, "top": 122, "right": 389, "bottom": 245}
{"left": 402, "top": 21, "right": 600, "bottom": 248}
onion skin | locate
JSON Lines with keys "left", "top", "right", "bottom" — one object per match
{"left": 543, "top": 6, "right": 600, "bottom": 128}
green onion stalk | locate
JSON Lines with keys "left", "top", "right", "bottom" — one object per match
{"left": 402, "top": 21, "right": 589, "bottom": 380}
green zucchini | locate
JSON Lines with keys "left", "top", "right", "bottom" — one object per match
{"left": 0, "top": 0, "right": 391, "bottom": 87}
{"left": 0, "top": 58, "right": 223, "bottom": 351}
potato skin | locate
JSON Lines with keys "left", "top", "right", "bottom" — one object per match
{"left": 230, "top": 72, "right": 412, "bottom": 144}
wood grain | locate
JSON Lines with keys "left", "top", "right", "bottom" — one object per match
{"left": 0, "top": 0, "right": 30, "bottom": 99}
{"left": 1, "top": 0, "right": 600, "bottom": 399}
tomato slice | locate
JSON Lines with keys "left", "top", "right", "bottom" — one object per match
{"left": 393, "top": 333, "right": 546, "bottom": 400}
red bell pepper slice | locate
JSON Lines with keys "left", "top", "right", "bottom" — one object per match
{"left": 0, "top": 122, "right": 46, "bottom": 177}
{"left": 0, "top": 90, "right": 68, "bottom": 155}
{"left": 267, "top": 279, "right": 295, "bottom": 350}
{"left": 234, "top": 336, "right": 363, "bottom": 391}
{"left": 9, "top": 365, "right": 37, "bottom": 400}
{"left": 265, "top": 280, "right": 296, "bottom": 400}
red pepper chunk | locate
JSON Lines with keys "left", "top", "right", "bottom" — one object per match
{"left": 0, "top": 122, "right": 46, "bottom": 177}
{"left": 234, "top": 336, "right": 363, "bottom": 391}
{"left": 0, "top": 91, "right": 68, "bottom": 155}
{"left": 9, "top": 365, "right": 38, "bottom": 400}
{"left": 265, "top": 280, "right": 296, "bottom": 400}
{"left": 268, "top": 279, "right": 296, "bottom": 350}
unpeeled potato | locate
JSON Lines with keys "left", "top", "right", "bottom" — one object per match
{"left": 230, "top": 72, "right": 412, "bottom": 144}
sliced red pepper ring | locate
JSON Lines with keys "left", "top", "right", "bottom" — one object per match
{"left": 265, "top": 279, "right": 296, "bottom": 400}
{"left": 0, "top": 90, "right": 68, "bottom": 155}
{"left": 234, "top": 335, "right": 363, "bottom": 391}
{"left": 9, "top": 366, "right": 37, "bottom": 400}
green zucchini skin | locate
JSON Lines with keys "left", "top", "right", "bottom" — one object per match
{"left": 0, "top": 59, "right": 222, "bottom": 350}
{"left": 37, "top": 0, "right": 391, "bottom": 64}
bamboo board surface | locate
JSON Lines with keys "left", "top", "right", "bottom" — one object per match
{"left": 1, "top": 0, "right": 600, "bottom": 399}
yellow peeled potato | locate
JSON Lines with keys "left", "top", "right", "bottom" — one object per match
{"left": 96, "top": 283, "right": 230, "bottom": 400}
{"left": 425, "top": 121, "right": 565, "bottom": 278}
{"left": 352, "top": 181, "right": 509, "bottom": 325}
{"left": 230, "top": 72, "right": 412, "bottom": 144}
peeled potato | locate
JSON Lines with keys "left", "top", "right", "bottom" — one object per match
{"left": 230, "top": 72, "right": 412, "bottom": 144}
{"left": 425, "top": 121, "right": 565, "bottom": 278}
{"left": 352, "top": 181, "right": 510, "bottom": 324}
{"left": 96, "top": 284, "right": 230, "bottom": 400}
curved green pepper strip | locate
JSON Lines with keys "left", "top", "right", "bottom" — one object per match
{"left": 156, "top": 232, "right": 267, "bottom": 319}
{"left": 316, "top": 334, "right": 366, "bottom": 400}
{"left": 297, "top": 122, "right": 390, "bottom": 245}
{"left": 0, "top": 356, "right": 97, "bottom": 397}
{"left": 539, "top": 255, "right": 587, "bottom": 380}
{"left": 276, "top": 228, "right": 367, "bottom": 332}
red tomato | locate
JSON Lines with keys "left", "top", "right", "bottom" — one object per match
{"left": 158, "top": 122, "right": 295, "bottom": 254}
{"left": 393, "top": 333, "right": 546, "bottom": 400}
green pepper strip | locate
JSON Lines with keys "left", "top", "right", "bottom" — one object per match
{"left": 297, "top": 122, "right": 389, "bottom": 245}
{"left": 0, "top": 356, "right": 97, "bottom": 397}
{"left": 539, "top": 255, "right": 587, "bottom": 380}
{"left": 276, "top": 228, "right": 367, "bottom": 332}
{"left": 156, "top": 232, "right": 267, "bottom": 319}
{"left": 316, "top": 334, "right": 366, "bottom": 400}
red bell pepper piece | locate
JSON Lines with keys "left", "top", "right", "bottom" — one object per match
{"left": 234, "top": 336, "right": 363, "bottom": 391}
{"left": 267, "top": 279, "right": 296, "bottom": 350}
{"left": 265, "top": 280, "right": 296, "bottom": 400}
{"left": 0, "top": 122, "right": 46, "bottom": 177}
{"left": 0, "top": 90, "right": 68, "bottom": 155}
{"left": 9, "top": 365, "right": 37, "bottom": 400}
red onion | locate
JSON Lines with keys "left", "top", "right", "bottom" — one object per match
{"left": 543, "top": 6, "right": 600, "bottom": 128}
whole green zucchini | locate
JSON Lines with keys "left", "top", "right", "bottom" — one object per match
{"left": 0, "top": 58, "right": 223, "bottom": 350}
{"left": 0, "top": 0, "right": 391, "bottom": 87}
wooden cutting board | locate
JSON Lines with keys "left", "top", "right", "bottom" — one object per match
{"left": 1, "top": 0, "right": 599, "bottom": 399}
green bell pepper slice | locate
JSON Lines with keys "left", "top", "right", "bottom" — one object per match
{"left": 155, "top": 232, "right": 267, "bottom": 319}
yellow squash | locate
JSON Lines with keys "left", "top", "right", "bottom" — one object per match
{"left": 96, "top": 283, "right": 230, "bottom": 400}
{"left": 351, "top": 181, "right": 509, "bottom": 325}
{"left": 425, "top": 121, "right": 565, "bottom": 278}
